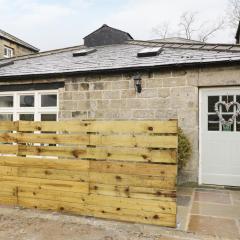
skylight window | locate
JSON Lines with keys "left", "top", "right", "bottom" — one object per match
{"left": 73, "top": 48, "right": 96, "bottom": 57}
{"left": 137, "top": 47, "right": 162, "bottom": 57}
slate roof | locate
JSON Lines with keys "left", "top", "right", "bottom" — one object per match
{"left": 1, "top": 40, "right": 240, "bottom": 79}
{"left": 0, "top": 29, "right": 39, "bottom": 52}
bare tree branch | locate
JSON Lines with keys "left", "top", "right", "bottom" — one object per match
{"left": 198, "top": 19, "right": 225, "bottom": 42}
{"left": 152, "top": 11, "right": 225, "bottom": 42}
{"left": 152, "top": 22, "right": 171, "bottom": 39}
{"left": 178, "top": 12, "right": 198, "bottom": 39}
{"left": 227, "top": 0, "right": 240, "bottom": 28}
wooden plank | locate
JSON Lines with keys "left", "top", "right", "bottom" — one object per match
{"left": 83, "top": 194, "right": 176, "bottom": 214}
{"left": 90, "top": 161, "right": 177, "bottom": 177}
{"left": 0, "top": 133, "right": 177, "bottom": 148}
{"left": 0, "top": 156, "right": 89, "bottom": 171}
{"left": 18, "top": 197, "right": 176, "bottom": 227}
{"left": 18, "top": 145, "right": 177, "bottom": 163}
{"left": 89, "top": 183, "right": 176, "bottom": 201}
{"left": 16, "top": 186, "right": 175, "bottom": 214}
{"left": 0, "top": 187, "right": 18, "bottom": 206}
{"left": 0, "top": 133, "right": 90, "bottom": 145}
{"left": 0, "top": 176, "right": 89, "bottom": 194}
{"left": 89, "top": 172, "right": 176, "bottom": 189}
{"left": 17, "top": 192, "right": 175, "bottom": 215}
{"left": 0, "top": 195, "right": 17, "bottom": 206}
{"left": 18, "top": 120, "right": 178, "bottom": 134}
{"left": 0, "top": 144, "right": 18, "bottom": 154}
{"left": 85, "top": 205, "right": 176, "bottom": 227}
{"left": 18, "top": 186, "right": 86, "bottom": 205}
{"left": 90, "top": 134, "right": 178, "bottom": 148}
{"left": 0, "top": 121, "right": 18, "bottom": 131}
{"left": 0, "top": 191, "right": 16, "bottom": 198}
{"left": 0, "top": 184, "right": 17, "bottom": 194}
{"left": 17, "top": 167, "right": 89, "bottom": 182}
{"left": 0, "top": 166, "right": 18, "bottom": 176}
{"left": 18, "top": 183, "right": 176, "bottom": 202}
{"left": 18, "top": 197, "right": 60, "bottom": 212}
{"left": 0, "top": 181, "right": 85, "bottom": 195}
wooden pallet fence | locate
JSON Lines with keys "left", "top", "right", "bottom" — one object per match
{"left": 0, "top": 120, "right": 178, "bottom": 227}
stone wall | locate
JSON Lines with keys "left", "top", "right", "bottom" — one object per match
{"left": 2, "top": 64, "right": 240, "bottom": 183}
{"left": 58, "top": 69, "right": 199, "bottom": 183}
{"left": 0, "top": 38, "right": 36, "bottom": 59}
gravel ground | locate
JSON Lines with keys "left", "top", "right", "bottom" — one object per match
{"left": 0, "top": 205, "right": 218, "bottom": 240}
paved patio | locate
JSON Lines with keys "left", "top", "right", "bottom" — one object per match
{"left": 177, "top": 186, "right": 240, "bottom": 239}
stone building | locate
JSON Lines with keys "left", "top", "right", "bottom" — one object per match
{"left": 0, "top": 25, "right": 240, "bottom": 186}
{"left": 0, "top": 29, "right": 39, "bottom": 59}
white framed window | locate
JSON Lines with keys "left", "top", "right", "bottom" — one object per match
{"left": 0, "top": 90, "right": 58, "bottom": 121}
{"left": 4, "top": 46, "right": 14, "bottom": 58}
{"left": 207, "top": 94, "right": 240, "bottom": 132}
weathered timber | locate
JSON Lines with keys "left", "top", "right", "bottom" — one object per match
{"left": 0, "top": 133, "right": 177, "bottom": 148}
{"left": 17, "top": 120, "right": 177, "bottom": 134}
{"left": 0, "top": 120, "right": 178, "bottom": 227}
{"left": 17, "top": 146, "right": 177, "bottom": 163}
{"left": 17, "top": 197, "right": 176, "bottom": 227}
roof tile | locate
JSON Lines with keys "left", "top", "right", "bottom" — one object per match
{"left": 0, "top": 41, "right": 240, "bottom": 78}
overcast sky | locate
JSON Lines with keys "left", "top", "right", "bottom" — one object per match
{"left": 0, "top": 0, "right": 235, "bottom": 51}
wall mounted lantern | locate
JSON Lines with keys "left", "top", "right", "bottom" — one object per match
{"left": 133, "top": 73, "right": 142, "bottom": 93}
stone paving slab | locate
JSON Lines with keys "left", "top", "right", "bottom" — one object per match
{"left": 191, "top": 202, "right": 240, "bottom": 218}
{"left": 194, "top": 191, "right": 232, "bottom": 204}
{"left": 179, "top": 187, "right": 240, "bottom": 239}
{"left": 188, "top": 215, "right": 240, "bottom": 239}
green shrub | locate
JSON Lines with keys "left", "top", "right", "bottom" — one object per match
{"left": 178, "top": 128, "right": 191, "bottom": 170}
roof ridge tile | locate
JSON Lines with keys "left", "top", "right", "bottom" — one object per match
{"left": 127, "top": 40, "right": 240, "bottom": 52}
{"left": 0, "top": 29, "right": 39, "bottom": 52}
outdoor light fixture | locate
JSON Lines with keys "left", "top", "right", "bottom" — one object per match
{"left": 133, "top": 73, "right": 142, "bottom": 93}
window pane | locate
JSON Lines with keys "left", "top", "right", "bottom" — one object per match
{"left": 237, "top": 95, "right": 240, "bottom": 104}
{"left": 4, "top": 46, "right": 13, "bottom": 58}
{"left": 222, "top": 95, "right": 234, "bottom": 112}
{"left": 237, "top": 96, "right": 240, "bottom": 132}
{"left": 41, "top": 95, "right": 57, "bottom": 107}
{"left": 0, "top": 96, "right": 13, "bottom": 107}
{"left": 20, "top": 95, "right": 34, "bottom": 107}
{"left": 19, "top": 114, "right": 34, "bottom": 121}
{"left": 41, "top": 114, "right": 57, "bottom": 121}
{"left": 0, "top": 114, "right": 13, "bottom": 121}
{"left": 221, "top": 114, "right": 234, "bottom": 131}
{"left": 237, "top": 115, "right": 240, "bottom": 132}
{"left": 208, "top": 114, "right": 219, "bottom": 131}
{"left": 208, "top": 96, "right": 219, "bottom": 112}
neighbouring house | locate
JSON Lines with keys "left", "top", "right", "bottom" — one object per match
{"left": 0, "top": 24, "right": 240, "bottom": 186}
{"left": 0, "top": 29, "right": 39, "bottom": 59}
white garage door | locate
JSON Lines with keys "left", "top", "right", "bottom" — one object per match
{"left": 200, "top": 88, "right": 240, "bottom": 186}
